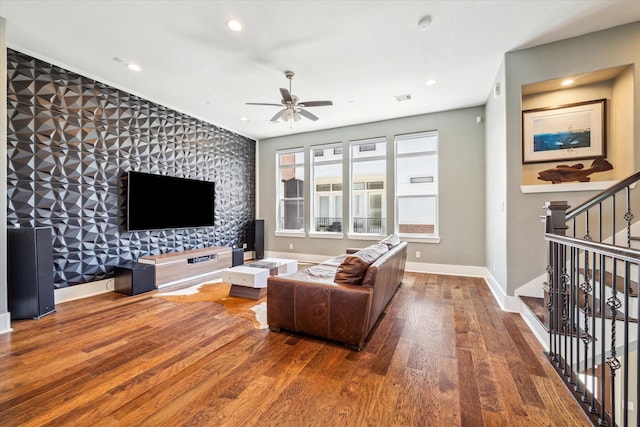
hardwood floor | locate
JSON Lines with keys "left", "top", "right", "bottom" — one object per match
{"left": 0, "top": 272, "right": 591, "bottom": 426}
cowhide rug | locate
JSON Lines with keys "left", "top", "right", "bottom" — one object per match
{"left": 153, "top": 280, "right": 267, "bottom": 329}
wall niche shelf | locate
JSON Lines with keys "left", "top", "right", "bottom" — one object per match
{"left": 521, "top": 181, "right": 617, "bottom": 194}
{"left": 520, "top": 64, "right": 634, "bottom": 189}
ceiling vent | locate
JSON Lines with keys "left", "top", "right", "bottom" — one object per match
{"left": 395, "top": 94, "right": 412, "bottom": 102}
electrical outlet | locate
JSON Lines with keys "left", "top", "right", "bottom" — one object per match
{"left": 416, "top": 251, "right": 421, "bottom": 258}
{"left": 289, "top": 243, "right": 293, "bottom": 250}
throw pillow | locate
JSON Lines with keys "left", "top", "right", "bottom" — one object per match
{"left": 334, "top": 242, "right": 388, "bottom": 285}
{"left": 379, "top": 234, "right": 401, "bottom": 249}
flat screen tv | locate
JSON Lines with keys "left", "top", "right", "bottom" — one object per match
{"left": 127, "top": 171, "right": 215, "bottom": 231}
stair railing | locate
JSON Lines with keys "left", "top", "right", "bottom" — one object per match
{"left": 544, "top": 172, "right": 640, "bottom": 427}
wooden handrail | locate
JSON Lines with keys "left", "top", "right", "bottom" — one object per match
{"left": 566, "top": 171, "right": 640, "bottom": 221}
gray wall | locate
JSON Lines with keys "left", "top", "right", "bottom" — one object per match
{"left": 485, "top": 59, "right": 508, "bottom": 291}
{"left": 501, "top": 21, "right": 640, "bottom": 295}
{"left": 258, "top": 106, "right": 486, "bottom": 267}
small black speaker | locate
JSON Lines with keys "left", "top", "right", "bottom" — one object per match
{"left": 254, "top": 219, "right": 264, "bottom": 260}
{"left": 114, "top": 263, "right": 156, "bottom": 296}
{"left": 232, "top": 248, "right": 244, "bottom": 266}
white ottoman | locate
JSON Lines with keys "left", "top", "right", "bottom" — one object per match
{"left": 222, "top": 266, "right": 269, "bottom": 299}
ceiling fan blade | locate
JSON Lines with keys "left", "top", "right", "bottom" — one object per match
{"left": 280, "top": 88, "right": 293, "bottom": 103}
{"left": 298, "top": 100, "right": 333, "bottom": 107}
{"left": 297, "top": 108, "right": 319, "bottom": 121}
{"left": 246, "top": 102, "right": 283, "bottom": 107}
{"left": 270, "top": 109, "right": 287, "bottom": 122}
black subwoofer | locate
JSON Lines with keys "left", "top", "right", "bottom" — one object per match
{"left": 114, "top": 263, "right": 156, "bottom": 296}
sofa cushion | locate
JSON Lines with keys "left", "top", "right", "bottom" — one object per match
{"left": 334, "top": 243, "right": 388, "bottom": 285}
{"left": 379, "top": 234, "right": 401, "bottom": 249}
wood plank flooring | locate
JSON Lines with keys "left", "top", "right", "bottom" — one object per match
{"left": 0, "top": 272, "right": 592, "bottom": 426}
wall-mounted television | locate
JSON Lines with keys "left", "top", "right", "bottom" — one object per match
{"left": 127, "top": 171, "right": 215, "bottom": 231}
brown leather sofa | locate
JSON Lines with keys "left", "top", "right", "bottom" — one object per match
{"left": 267, "top": 235, "right": 407, "bottom": 350}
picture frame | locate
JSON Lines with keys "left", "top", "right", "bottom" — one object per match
{"left": 522, "top": 99, "right": 606, "bottom": 164}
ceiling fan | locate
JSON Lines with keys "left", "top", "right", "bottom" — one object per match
{"left": 246, "top": 70, "right": 333, "bottom": 123}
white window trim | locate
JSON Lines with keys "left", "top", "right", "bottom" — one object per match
{"left": 276, "top": 147, "right": 305, "bottom": 232}
{"left": 309, "top": 232, "right": 345, "bottom": 239}
{"left": 274, "top": 230, "right": 306, "bottom": 238}
{"left": 394, "top": 131, "right": 439, "bottom": 239}
{"left": 349, "top": 137, "right": 388, "bottom": 236}
{"left": 311, "top": 142, "right": 344, "bottom": 234}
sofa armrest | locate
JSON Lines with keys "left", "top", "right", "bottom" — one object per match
{"left": 267, "top": 276, "right": 372, "bottom": 349}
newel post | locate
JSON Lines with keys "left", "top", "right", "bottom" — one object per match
{"left": 545, "top": 200, "right": 570, "bottom": 236}
{"left": 543, "top": 201, "right": 570, "bottom": 362}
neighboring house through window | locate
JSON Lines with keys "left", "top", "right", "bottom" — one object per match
{"left": 311, "top": 144, "right": 343, "bottom": 233}
{"left": 276, "top": 149, "right": 304, "bottom": 231}
{"left": 350, "top": 137, "right": 386, "bottom": 235}
{"left": 395, "top": 131, "right": 438, "bottom": 238}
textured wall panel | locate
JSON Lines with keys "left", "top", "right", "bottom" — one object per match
{"left": 6, "top": 49, "right": 256, "bottom": 288}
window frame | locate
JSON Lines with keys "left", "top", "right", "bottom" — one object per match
{"left": 348, "top": 136, "right": 387, "bottom": 238}
{"left": 275, "top": 147, "right": 305, "bottom": 236}
{"left": 310, "top": 142, "right": 344, "bottom": 237}
{"left": 394, "top": 131, "right": 440, "bottom": 243}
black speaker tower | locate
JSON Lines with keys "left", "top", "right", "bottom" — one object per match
{"left": 249, "top": 219, "right": 264, "bottom": 260}
{"left": 7, "top": 227, "right": 55, "bottom": 320}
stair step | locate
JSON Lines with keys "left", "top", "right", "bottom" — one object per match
{"left": 520, "top": 295, "right": 547, "bottom": 330}
{"left": 578, "top": 268, "right": 638, "bottom": 297}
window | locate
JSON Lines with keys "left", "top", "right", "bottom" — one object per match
{"left": 350, "top": 137, "right": 386, "bottom": 235}
{"left": 395, "top": 131, "right": 438, "bottom": 237}
{"left": 276, "top": 149, "right": 304, "bottom": 231}
{"left": 311, "top": 143, "right": 343, "bottom": 232}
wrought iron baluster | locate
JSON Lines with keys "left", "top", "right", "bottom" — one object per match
{"left": 562, "top": 245, "right": 570, "bottom": 376}
{"left": 599, "top": 257, "right": 608, "bottom": 426}
{"left": 605, "top": 256, "right": 621, "bottom": 426}
{"left": 568, "top": 246, "right": 577, "bottom": 386}
{"left": 622, "top": 261, "right": 630, "bottom": 427}
{"left": 579, "top": 249, "right": 592, "bottom": 400}
{"left": 625, "top": 186, "right": 634, "bottom": 248}
{"left": 589, "top": 250, "right": 598, "bottom": 414}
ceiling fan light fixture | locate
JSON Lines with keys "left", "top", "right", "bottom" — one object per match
{"left": 418, "top": 15, "right": 432, "bottom": 31}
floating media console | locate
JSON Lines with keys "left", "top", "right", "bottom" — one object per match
{"left": 138, "top": 246, "right": 232, "bottom": 288}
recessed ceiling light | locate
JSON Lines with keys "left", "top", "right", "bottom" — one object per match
{"left": 127, "top": 63, "right": 141, "bottom": 72}
{"left": 561, "top": 79, "right": 574, "bottom": 86}
{"left": 425, "top": 79, "right": 437, "bottom": 86}
{"left": 240, "top": 116, "right": 250, "bottom": 122}
{"left": 226, "top": 19, "right": 242, "bottom": 32}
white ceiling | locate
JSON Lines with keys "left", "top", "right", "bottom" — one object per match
{"left": 2, "top": 0, "right": 640, "bottom": 141}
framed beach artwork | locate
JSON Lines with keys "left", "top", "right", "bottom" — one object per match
{"left": 522, "top": 99, "right": 606, "bottom": 164}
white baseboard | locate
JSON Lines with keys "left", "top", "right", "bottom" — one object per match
{"left": 55, "top": 278, "right": 114, "bottom": 304}
{"left": 0, "top": 312, "right": 12, "bottom": 335}
{"left": 404, "top": 261, "right": 486, "bottom": 277}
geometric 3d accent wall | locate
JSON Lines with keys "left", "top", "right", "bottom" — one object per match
{"left": 6, "top": 49, "right": 256, "bottom": 288}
